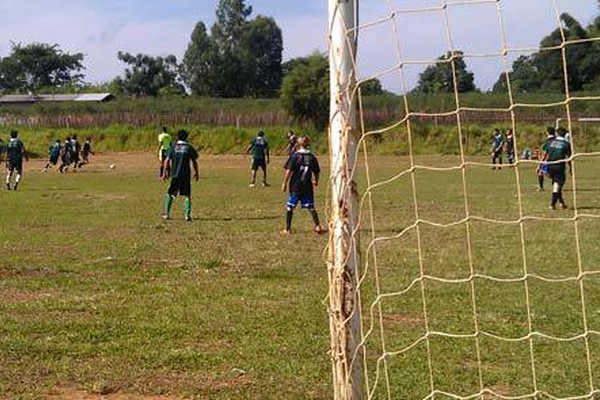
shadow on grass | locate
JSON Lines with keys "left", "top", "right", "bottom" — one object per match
{"left": 196, "top": 215, "right": 280, "bottom": 222}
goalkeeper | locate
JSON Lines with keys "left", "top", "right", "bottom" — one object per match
{"left": 280, "top": 135, "right": 324, "bottom": 235}
{"left": 544, "top": 127, "right": 571, "bottom": 210}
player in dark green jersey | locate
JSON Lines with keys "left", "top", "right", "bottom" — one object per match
{"left": 44, "top": 139, "right": 62, "bottom": 172}
{"left": 505, "top": 129, "right": 515, "bottom": 164}
{"left": 280, "top": 135, "right": 324, "bottom": 235}
{"left": 544, "top": 127, "right": 571, "bottom": 209}
{"left": 246, "top": 131, "right": 270, "bottom": 187}
{"left": 5, "top": 130, "right": 28, "bottom": 190}
{"left": 78, "top": 137, "right": 94, "bottom": 168}
{"left": 490, "top": 128, "right": 504, "bottom": 169}
{"left": 536, "top": 127, "right": 556, "bottom": 191}
{"left": 161, "top": 129, "right": 199, "bottom": 222}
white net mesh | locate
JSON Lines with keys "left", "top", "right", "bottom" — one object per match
{"left": 329, "top": 0, "right": 600, "bottom": 398}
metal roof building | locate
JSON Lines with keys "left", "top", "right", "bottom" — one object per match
{"left": 0, "top": 93, "right": 114, "bottom": 104}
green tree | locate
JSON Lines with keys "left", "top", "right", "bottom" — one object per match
{"left": 181, "top": 22, "right": 215, "bottom": 96}
{"left": 243, "top": 16, "right": 283, "bottom": 97}
{"left": 115, "top": 52, "right": 184, "bottom": 97}
{"left": 414, "top": 51, "right": 477, "bottom": 94}
{"left": 181, "top": 0, "right": 283, "bottom": 98}
{"left": 280, "top": 53, "right": 329, "bottom": 129}
{"left": 360, "top": 78, "right": 384, "bottom": 95}
{"left": 0, "top": 43, "right": 84, "bottom": 93}
{"left": 493, "top": 12, "right": 594, "bottom": 93}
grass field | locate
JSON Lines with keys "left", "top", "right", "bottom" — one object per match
{"left": 2, "top": 151, "right": 600, "bottom": 399}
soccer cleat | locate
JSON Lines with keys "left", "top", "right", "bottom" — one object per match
{"left": 185, "top": 216, "right": 192, "bottom": 222}
{"left": 262, "top": 182, "right": 270, "bottom": 187}
{"left": 560, "top": 203, "right": 568, "bottom": 209}
{"left": 249, "top": 183, "right": 255, "bottom": 188}
{"left": 537, "top": 187, "right": 544, "bottom": 192}
{"left": 13, "top": 183, "right": 18, "bottom": 191}
{"left": 279, "top": 229, "right": 291, "bottom": 236}
{"left": 161, "top": 214, "right": 171, "bottom": 220}
{"left": 549, "top": 205, "right": 556, "bottom": 210}
{"left": 314, "top": 225, "right": 325, "bottom": 235}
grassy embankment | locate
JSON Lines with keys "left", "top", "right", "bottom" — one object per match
{"left": 2, "top": 91, "right": 600, "bottom": 157}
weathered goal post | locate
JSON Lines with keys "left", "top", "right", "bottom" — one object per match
{"left": 327, "top": 1, "right": 364, "bottom": 399}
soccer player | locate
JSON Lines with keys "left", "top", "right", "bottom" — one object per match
{"left": 78, "top": 137, "right": 94, "bottom": 168}
{"left": 544, "top": 127, "right": 571, "bottom": 210}
{"left": 44, "top": 139, "right": 62, "bottom": 172}
{"left": 490, "top": 128, "right": 504, "bottom": 169}
{"left": 58, "top": 136, "right": 73, "bottom": 173}
{"left": 246, "top": 130, "right": 270, "bottom": 187}
{"left": 70, "top": 135, "right": 82, "bottom": 171}
{"left": 505, "top": 129, "right": 516, "bottom": 165}
{"left": 161, "top": 129, "right": 199, "bottom": 222}
{"left": 536, "top": 127, "right": 555, "bottom": 191}
{"left": 280, "top": 135, "right": 324, "bottom": 235}
{"left": 5, "top": 130, "right": 28, "bottom": 191}
{"left": 286, "top": 130, "right": 297, "bottom": 156}
{"left": 157, "top": 126, "right": 172, "bottom": 178}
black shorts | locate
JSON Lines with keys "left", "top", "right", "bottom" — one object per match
{"left": 548, "top": 164, "right": 567, "bottom": 186}
{"left": 49, "top": 155, "right": 59, "bottom": 165}
{"left": 168, "top": 177, "right": 191, "bottom": 197}
{"left": 8, "top": 162, "right": 22, "bottom": 174}
{"left": 252, "top": 159, "right": 266, "bottom": 171}
{"left": 160, "top": 149, "right": 168, "bottom": 162}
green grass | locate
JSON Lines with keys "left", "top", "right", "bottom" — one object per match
{"left": 1, "top": 152, "right": 600, "bottom": 399}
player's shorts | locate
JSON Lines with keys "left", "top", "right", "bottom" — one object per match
{"left": 252, "top": 159, "right": 266, "bottom": 170}
{"left": 548, "top": 164, "right": 566, "bottom": 186}
{"left": 168, "top": 177, "right": 191, "bottom": 197}
{"left": 159, "top": 149, "right": 168, "bottom": 162}
{"left": 287, "top": 192, "right": 315, "bottom": 209}
{"left": 49, "top": 155, "right": 59, "bottom": 165}
{"left": 539, "top": 162, "right": 550, "bottom": 175}
{"left": 7, "top": 162, "right": 22, "bottom": 175}
{"left": 61, "top": 153, "right": 72, "bottom": 164}
{"left": 492, "top": 151, "right": 502, "bottom": 159}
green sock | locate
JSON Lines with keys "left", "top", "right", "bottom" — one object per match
{"left": 184, "top": 197, "right": 191, "bottom": 218}
{"left": 164, "top": 194, "right": 174, "bottom": 216}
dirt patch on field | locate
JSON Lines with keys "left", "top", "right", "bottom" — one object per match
{"left": 45, "top": 388, "right": 181, "bottom": 400}
{"left": 0, "top": 287, "right": 53, "bottom": 303}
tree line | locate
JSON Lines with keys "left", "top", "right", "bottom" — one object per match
{"left": 415, "top": 6, "right": 600, "bottom": 94}
{"left": 1, "top": 0, "right": 600, "bottom": 128}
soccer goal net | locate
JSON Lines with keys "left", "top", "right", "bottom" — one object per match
{"left": 327, "top": 1, "right": 600, "bottom": 399}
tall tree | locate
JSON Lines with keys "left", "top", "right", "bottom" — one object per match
{"left": 115, "top": 52, "right": 183, "bottom": 97}
{"left": 181, "top": 22, "right": 214, "bottom": 96}
{"left": 209, "top": 0, "right": 252, "bottom": 97}
{"left": 280, "top": 53, "right": 330, "bottom": 129}
{"left": 243, "top": 16, "right": 283, "bottom": 97}
{"left": 0, "top": 43, "right": 84, "bottom": 93}
{"left": 181, "top": 0, "right": 283, "bottom": 98}
{"left": 493, "top": 12, "right": 594, "bottom": 93}
{"left": 414, "top": 51, "right": 476, "bottom": 94}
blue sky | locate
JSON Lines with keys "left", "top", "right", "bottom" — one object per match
{"left": 0, "top": 0, "right": 597, "bottom": 91}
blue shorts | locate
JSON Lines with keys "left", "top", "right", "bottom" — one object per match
{"left": 287, "top": 193, "right": 314, "bottom": 209}
{"left": 540, "top": 162, "right": 549, "bottom": 175}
